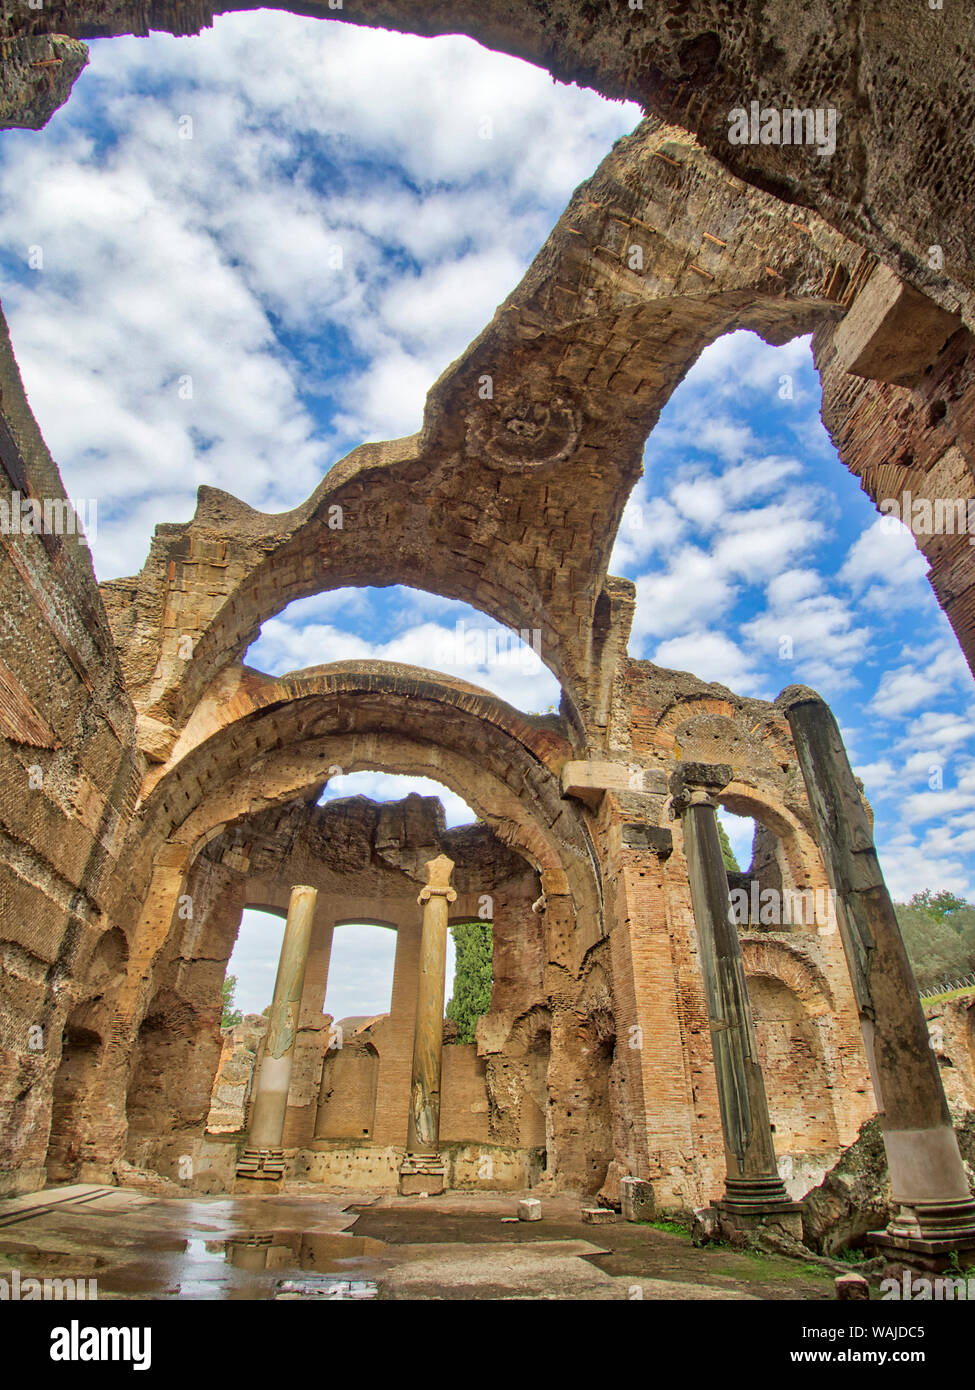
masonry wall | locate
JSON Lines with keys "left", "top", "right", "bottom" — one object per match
{"left": 0, "top": 305, "right": 143, "bottom": 1196}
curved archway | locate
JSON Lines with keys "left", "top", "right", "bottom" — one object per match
{"left": 718, "top": 782, "right": 827, "bottom": 906}
{"left": 46, "top": 1001, "right": 105, "bottom": 1184}
{"left": 98, "top": 115, "right": 866, "bottom": 752}
{"left": 740, "top": 953, "right": 841, "bottom": 1163}
{"left": 131, "top": 665, "right": 601, "bottom": 939}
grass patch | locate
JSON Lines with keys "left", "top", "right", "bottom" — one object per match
{"left": 722, "top": 1249, "right": 833, "bottom": 1283}
{"left": 920, "top": 986, "right": 975, "bottom": 1004}
{"left": 836, "top": 1246, "right": 869, "bottom": 1264}
{"left": 646, "top": 1218, "right": 690, "bottom": 1236}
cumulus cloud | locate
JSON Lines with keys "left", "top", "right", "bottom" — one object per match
{"left": 652, "top": 629, "right": 763, "bottom": 693}
{"left": 630, "top": 547, "right": 739, "bottom": 642}
{"left": 246, "top": 588, "right": 562, "bottom": 713}
{"left": 840, "top": 516, "right": 931, "bottom": 605}
{"left": 742, "top": 566, "right": 869, "bottom": 692}
{"left": 0, "top": 14, "right": 639, "bottom": 581}
{"left": 869, "top": 638, "right": 971, "bottom": 718}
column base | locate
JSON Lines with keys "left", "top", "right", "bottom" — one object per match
{"left": 716, "top": 1178, "right": 804, "bottom": 1240}
{"left": 869, "top": 1196, "right": 975, "bottom": 1261}
{"left": 399, "top": 1153, "right": 446, "bottom": 1196}
{"left": 235, "top": 1147, "right": 286, "bottom": 1185}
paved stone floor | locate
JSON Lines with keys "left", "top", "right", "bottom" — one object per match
{"left": 0, "top": 1185, "right": 841, "bottom": 1300}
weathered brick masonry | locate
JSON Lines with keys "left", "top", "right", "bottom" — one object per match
{"left": 0, "top": 4, "right": 971, "bottom": 1207}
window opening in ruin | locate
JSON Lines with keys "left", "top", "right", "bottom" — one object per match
{"left": 718, "top": 806, "right": 777, "bottom": 928}
{"left": 445, "top": 918, "right": 493, "bottom": 1045}
{"left": 617, "top": 327, "right": 959, "bottom": 903}
{"left": 317, "top": 769, "right": 477, "bottom": 828}
{"left": 323, "top": 922, "right": 398, "bottom": 1029}
{"left": 718, "top": 806, "right": 818, "bottom": 932}
{"left": 225, "top": 906, "right": 288, "bottom": 1018}
{"left": 244, "top": 585, "right": 562, "bottom": 714}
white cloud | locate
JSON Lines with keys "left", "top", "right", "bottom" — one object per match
{"left": 879, "top": 839, "right": 972, "bottom": 902}
{"left": 840, "top": 517, "right": 930, "bottom": 597}
{"left": 742, "top": 567, "right": 869, "bottom": 691}
{"left": 630, "top": 547, "right": 739, "bottom": 642}
{"left": 869, "top": 640, "right": 971, "bottom": 718}
{"left": 247, "top": 605, "right": 562, "bottom": 713}
{"left": 652, "top": 630, "right": 763, "bottom": 693}
{"left": 610, "top": 492, "right": 687, "bottom": 571}
{"left": 713, "top": 502, "right": 824, "bottom": 581}
{"left": 0, "top": 15, "right": 639, "bottom": 581}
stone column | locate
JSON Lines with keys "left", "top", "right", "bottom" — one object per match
{"left": 777, "top": 686, "right": 975, "bottom": 1260}
{"left": 237, "top": 884, "right": 318, "bottom": 1183}
{"left": 400, "top": 854, "right": 456, "bottom": 1195}
{"left": 670, "top": 764, "right": 801, "bottom": 1234}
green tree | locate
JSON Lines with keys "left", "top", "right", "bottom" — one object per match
{"left": 445, "top": 921, "right": 493, "bottom": 1044}
{"left": 895, "top": 894, "right": 975, "bottom": 995}
{"left": 716, "top": 819, "right": 741, "bottom": 874}
{"left": 910, "top": 889, "right": 968, "bottom": 924}
{"left": 221, "top": 973, "right": 243, "bottom": 1028}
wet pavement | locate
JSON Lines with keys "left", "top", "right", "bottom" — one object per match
{"left": 0, "top": 1187, "right": 390, "bottom": 1299}
{"left": 0, "top": 1185, "right": 841, "bottom": 1300}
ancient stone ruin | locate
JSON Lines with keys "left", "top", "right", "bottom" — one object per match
{"left": 1, "top": 0, "right": 975, "bottom": 1296}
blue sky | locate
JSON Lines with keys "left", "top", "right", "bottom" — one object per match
{"left": 1, "top": 14, "right": 972, "bottom": 1014}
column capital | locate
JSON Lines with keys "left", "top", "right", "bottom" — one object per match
{"left": 417, "top": 853, "right": 457, "bottom": 906}
{"left": 668, "top": 762, "right": 732, "bottom": 815}
{"left": 774, "top": 683, "right": 826, "bottom": 712}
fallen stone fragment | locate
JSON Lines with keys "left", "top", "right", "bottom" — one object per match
{"left": 835, "top": 1273, "right": 870, "bottom": 1300}
{"left": 691, "top": 1207, "right": 720, "bottom": 1246}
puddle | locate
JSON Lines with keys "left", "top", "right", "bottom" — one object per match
{"left": 2, "top": 1222, "right": 386, "bottom": 1300}
{"left": 224, "top": 1229, "right": 385, "bottom": 1271}
{"left": 274, "top": 1278, "right": 377, "bottom": 1300}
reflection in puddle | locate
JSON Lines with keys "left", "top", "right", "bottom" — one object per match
{"left": 275, "top": 1278, "right": 377, "bottom": 1300}
{"left": 225, "top": 1230, "right": 384, "bottom": 1270}
{"left": 222, "top": 1230, "right": 381, "bottom": 1297}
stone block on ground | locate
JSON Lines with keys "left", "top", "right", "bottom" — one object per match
{"left": 582, "top": 1207, "right": 617, "bottom": 1225}
{"left": 620, "top": 1176, "right": 656, "bottom": 1223}
{"left": 517, "top": 1198, "right": 542, "bottom": 1221}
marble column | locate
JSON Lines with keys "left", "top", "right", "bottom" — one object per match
{"left": 237, "top": 884, "right": 318, "bottom": 1180}
{"left": 671, "top": 764, "right": 801, "bottom": 1232}
{"left": 400, "top": 854, "right": 456, "bottom": 1194}
{"left": 777, "top": 686, "right": 975, "bottom": 1259}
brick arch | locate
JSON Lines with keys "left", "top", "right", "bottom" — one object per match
{"left": 127, "top": 664, "right": 603, "bottom": 946}
{"left": 151, "top": 661, "right": 570, "bottom": 792}
{"left": 652, "top": 696, "right": 796, "bottom": 768}
{"left": 717, "top": 781, "right": 826, "bottom": 895}
{"left": 739, "top": 937, "right": 835, "bottom": 1014}
{"left": 739, "top": 942, "right": 842, "bottom": 1156}
{"left": 100, "top": 119, "right": 862, "bottom": 750}
{"left": 654, "top": 695, "right": 737, "bottom": 743}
